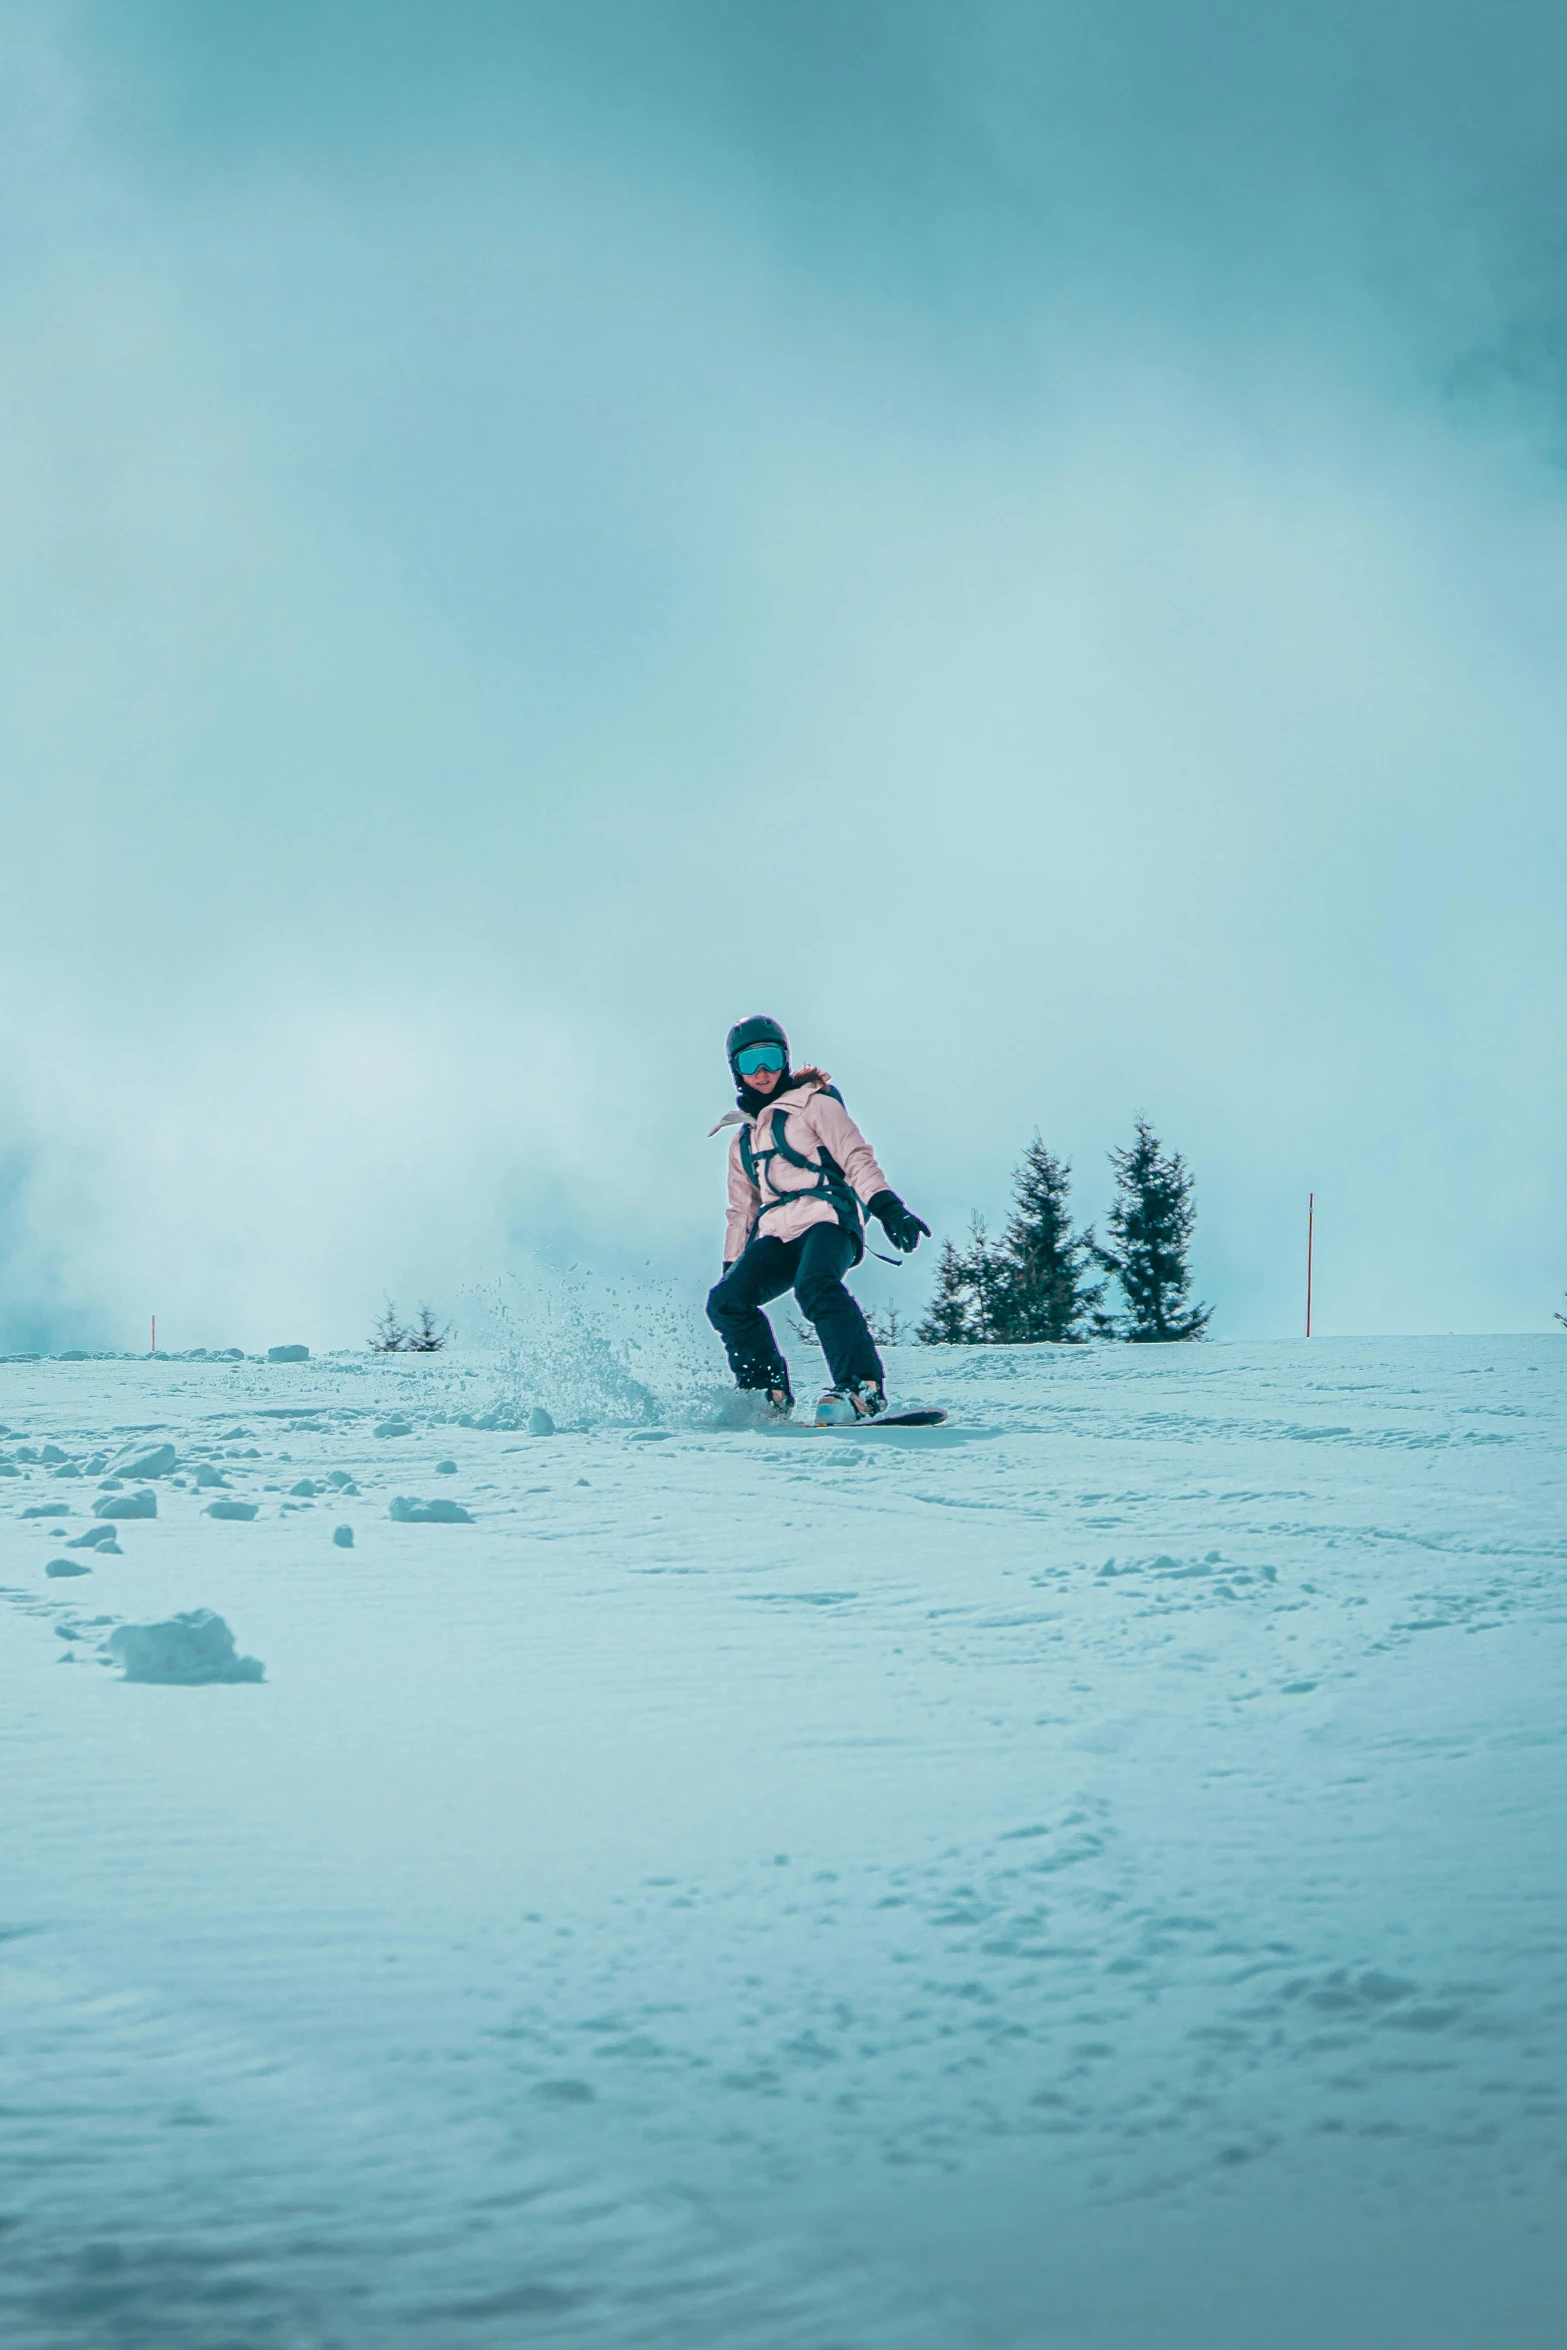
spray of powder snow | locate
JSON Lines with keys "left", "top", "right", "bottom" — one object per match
{"left": 463, "top": 1268, "right": 755, "bottom": 1430}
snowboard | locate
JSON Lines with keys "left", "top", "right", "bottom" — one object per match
{"left": 810, "top": 1406, "right": 948, "bottom": 1431}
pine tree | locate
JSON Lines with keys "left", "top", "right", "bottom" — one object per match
{"left": 371, "top": 1300, "right": 410, "bottom": 1353}
{"left": 966, "top": 1216, "right": 1019, "bottom": 1343}
{"left": 1094, "top": 1118, "right": 1211, "bottom": 1342}
{"left": 407, "top": 1303, "right": 450, "bottom": 1353}
{"left": 917, "top": 1231, "right": 984, "bottom": 1344}
{"left": 991, "top": 1138, "right": 1104, "bottom": 1343}
{"left": 917, "top": 1217, "right": 1018, "bottom": 1343}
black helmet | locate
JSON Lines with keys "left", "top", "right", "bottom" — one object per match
{"left": 726, "top": 1014, "right": 789, "bottom": 1078}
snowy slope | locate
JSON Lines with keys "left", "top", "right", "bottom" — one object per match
{"left": 3, "top": 1333, "right": 1565, "bottom": 2348}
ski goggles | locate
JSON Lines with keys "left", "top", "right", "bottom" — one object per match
{"left": 733, "top": 1042, "right": 786, "bottom": 1077}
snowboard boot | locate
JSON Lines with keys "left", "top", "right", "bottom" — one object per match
{"left": 814, "top": 1380, "right": 886, "bottom": 1427}
{"left": 737, "top": 1376, "right": 793, "bottom": 1421}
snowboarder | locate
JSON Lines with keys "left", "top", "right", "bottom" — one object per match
{"left": 707, "top": 1016, "right": 930, "bottom": 1423}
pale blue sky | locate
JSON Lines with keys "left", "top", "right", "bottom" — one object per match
{"left": 1, "top": 1, "right": 1564, "bottom": 1348}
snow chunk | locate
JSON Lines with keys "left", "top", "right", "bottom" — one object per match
{"left": 67, "top": 1524, "right": 119, "bottom": 1550}
{"left": 116, "top": 1444, "right": 177, "bottom": 1480}
{"left": 529, "top": 1407, "right": 556, "bottom": 1437}
{"left": 46, "top": 1558, "right": 92, "bottom": 1578}
{"left": 332, "top": 1524, "right": 354, "bottom": 1548}
{"left": 105, "top": 1610, "right": 265, "bottom": 1685}
{"left": 388, "top": 1496, "right": 473, "bottom": 1525}
{"left": 374, "top": 1418, "right": 413, "bottom": 1438}
{"left": 93, "top": 1489, "right": 157, "bottom": 1520}
{"left": 205, "top": 1500, "right": 259, "bottom": 1522}
{"left": 267, "top": 1344, "right": 310, "bottom": 1363}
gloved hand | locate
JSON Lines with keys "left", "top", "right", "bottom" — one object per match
{"left": 868, "top": 1190, "right": 930, "bottom": 1253}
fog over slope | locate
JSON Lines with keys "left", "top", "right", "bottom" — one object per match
{"left": 1, "top": 1, "right": 1564, "bottom": 1349}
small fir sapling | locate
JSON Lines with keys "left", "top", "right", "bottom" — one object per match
{"left": 371, "top": 1301, "right": 410, "bottom": 1353}
{"left": 369, "top": 1302, "right": 450, "bottom": 1354}
{"left": 787, "top": 1301, "right": 906, "bottom": 1347}
{"left": 406, "top": 1305, "right": 450, "bottom": 1354}
{"left": 864, "top": 1301, "right": 909, "bottom": 1347}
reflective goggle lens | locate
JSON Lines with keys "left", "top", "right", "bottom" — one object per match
{"left": 735, "top": 1043, "right": 785, "bottom": 1076}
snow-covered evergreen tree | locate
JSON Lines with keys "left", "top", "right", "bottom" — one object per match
{"left": 991, "top": 1138, "right": 1104, "bottom": 1343}
{"left": 1094, "top": 1118, "right": 1211, "bottom": 1342}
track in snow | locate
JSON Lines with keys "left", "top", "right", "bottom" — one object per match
{"left": 3, "top": 1334, "right": 1565, "bottom": 2347}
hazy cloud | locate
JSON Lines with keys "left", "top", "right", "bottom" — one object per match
{"left": 1, "top": 1, "right": 1563, "bottom": 1347}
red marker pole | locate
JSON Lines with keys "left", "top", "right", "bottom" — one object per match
{"left": 1305, "top": 1195, "right": 1314, "bottom": 1339}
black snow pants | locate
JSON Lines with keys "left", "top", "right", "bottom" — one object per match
{"left": 707, "top": 1222, "right": 883, "bottom": 1397}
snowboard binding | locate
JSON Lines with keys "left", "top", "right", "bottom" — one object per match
{"left": 813, "top": 1382, "right": 886, "bottom": 1427}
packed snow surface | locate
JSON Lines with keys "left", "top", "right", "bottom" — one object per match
{"left": 3, "top": 1333, "right": 1565, "bottom": 2348}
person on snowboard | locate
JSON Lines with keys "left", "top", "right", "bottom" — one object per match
{"left": 707, "top": 1015, "right": 929, "bottom": 1424}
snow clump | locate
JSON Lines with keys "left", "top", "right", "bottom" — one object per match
{"left": 105, "top": 1610, "right": 265, "bottom": 1685}
{"left": 388, "top": 1496, "right": 473, "bottom": 1525}
{"left": 93, "top": 1490, "right": 157, "bottom": 1521}
{"left": 116, "top": 1444, "right": 177, "bottom": 1480}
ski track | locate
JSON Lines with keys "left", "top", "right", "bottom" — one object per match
{"left": 2, "top": 1335, "right": 1565, "bottom": 2347}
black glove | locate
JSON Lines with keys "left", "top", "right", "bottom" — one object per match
{"left": 868, "top": 1190, "right": 930, "bottom": 1253}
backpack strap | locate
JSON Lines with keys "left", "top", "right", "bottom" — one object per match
{"left": 738, "top": 1098, "right": 865, "bottom": 1263}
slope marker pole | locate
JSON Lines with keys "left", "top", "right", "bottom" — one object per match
{"left": 1305, "top": 1196, "right": 1314, "bottom": 1339}
{"left": 151, "top": 1314, "right": 157, "bottom": 1358}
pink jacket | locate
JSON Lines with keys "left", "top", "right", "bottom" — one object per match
{"left": 718, "top": 1071, "right": 889, "bottom": 1263}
